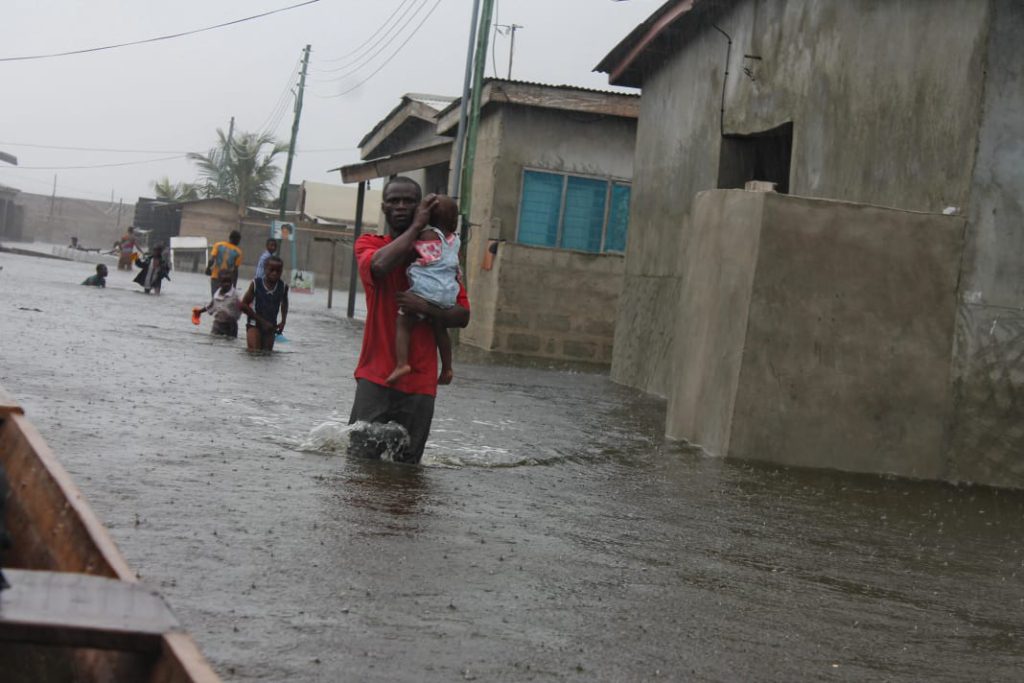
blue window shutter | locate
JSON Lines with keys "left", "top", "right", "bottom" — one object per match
{"left": 605, "top": 183, "right": 631, "bottom": 253}
{"left": 518, "top": 171, "right": 562, "bottom": 247}
{"left": 561, "top": 176, "right": 606, "bottom": 252}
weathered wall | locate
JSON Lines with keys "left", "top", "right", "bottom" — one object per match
{"left": 666, "top": 190, "right": 763, "bottom": 455}
{"left": 460, "top": 105, "right": 634, "bottom": 362}
{"left": 13, "top": 192, "right": 135, "bottom": 248}
{"left": 668, "top": 191, "right": 964, "bottom": 481}
{"left": 491, "top": 244, "right": 623, "bottom": 363}
{"left": 613, "top": 0, "right": 990, "bottom": 397}
{"left": 947, "top": 0, "right": 1024, "bottom": 488}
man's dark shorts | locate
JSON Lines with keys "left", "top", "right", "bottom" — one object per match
{"left": 348, "top": 379, "right": 435, "bottom": 463}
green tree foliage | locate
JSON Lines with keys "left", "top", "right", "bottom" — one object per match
{"left": 152, "top": 176, "right": 200, "bottom": 202}
{"left": 188, "top": 128, "right": 286, "bottom": 217}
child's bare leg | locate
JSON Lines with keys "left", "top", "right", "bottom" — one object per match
{"left": 435, "top": 318, "right": 453, "bottom": 385}
{"left": 386, "top": 311, "right": 416, "bottom": 383}
{"left": 246, "top": 326, "right": 261, "bottom": 353}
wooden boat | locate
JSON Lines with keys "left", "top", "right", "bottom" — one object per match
{"left": 0, "top": 385, "right": 220, "bottom": 682}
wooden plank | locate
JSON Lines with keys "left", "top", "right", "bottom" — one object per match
{"left": 0, "top": 569, "right": 178, "bottom": 652}
{"left": 150, "top": 633, "right": 222, "bottom": 683}
{"left": 0, "top": 383, "right": 24, "bottom": 416}
{"left": 0, "top": 413, "right": 135, "bottom": 579}
{"left": 340, "top": 142, "right": 453, "bottom": 183}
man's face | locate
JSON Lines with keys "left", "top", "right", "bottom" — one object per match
{"left": 382, "top": 183, "right": 421, "bottom": 234}
{"left": 267, "top": 240, "right": 277, "bottom": 254}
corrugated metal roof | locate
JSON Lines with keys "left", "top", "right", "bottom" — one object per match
{"left": 433, "top": 78, "right": 640, "bottom": 122}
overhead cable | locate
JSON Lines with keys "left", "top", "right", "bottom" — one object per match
{"left": 314, "top": 0, "right": 421, "bottom": 74}
{"left": 317, "top": 0, "right": 417, "bottom": 64}
{"left": 313, "top": 0, "right": 443, "bottom": 99}
{"left": 12, "top": 155, "right": 185, "bottom": 170}
{"left": 0, "top": 0, "right": 321, "bottom": 62}
{"left": 0, "top": 141, "right": 189, "bottom": 154}
{"left": 313, "top": 0, "right": 430, "bottom": 86}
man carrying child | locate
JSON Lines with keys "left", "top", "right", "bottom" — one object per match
{"left": 349, "top": 177, "right": 470, "bottom": 463}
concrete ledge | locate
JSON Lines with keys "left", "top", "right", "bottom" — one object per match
{"left": 668, "top": 190, "right": 964, "bottom": 481}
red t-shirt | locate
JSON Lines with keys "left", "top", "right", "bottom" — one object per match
{"left": 354, "top": 234, "right": 470, "bottom": 397}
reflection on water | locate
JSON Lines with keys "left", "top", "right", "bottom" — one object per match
{"left": 2, "top": 251, "right": 1023, "bottom": 682}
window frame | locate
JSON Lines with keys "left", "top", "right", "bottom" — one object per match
{"left": 515, "top": 167, "right": 631, "bottom": 255}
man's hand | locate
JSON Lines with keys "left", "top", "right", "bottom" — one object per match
{"left": 396, "top": 291, "right": 431, "bottom": 317}
{"left": 414, "top": 194, "right": 439, "bottom": 229}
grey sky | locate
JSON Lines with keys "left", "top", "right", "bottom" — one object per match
{"left": 0, "top": 0, "right": 659, "bottom": 203}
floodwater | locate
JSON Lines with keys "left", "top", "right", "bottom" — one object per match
{"left": 1, "top": 248, "right": 1023, "bottom": 682}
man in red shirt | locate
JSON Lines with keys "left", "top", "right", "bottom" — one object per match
{"left": 349, "top": 177, "right": 470, "bottom": 463}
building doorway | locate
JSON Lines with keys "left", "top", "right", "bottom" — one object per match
{"left": 717, "top": 122, "right": 793, "bottom": 193}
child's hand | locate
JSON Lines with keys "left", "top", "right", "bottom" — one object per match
{"left": 276, "top": 322, "right": 286, "bottom": 334}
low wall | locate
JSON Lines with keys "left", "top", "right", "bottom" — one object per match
{"left": 668, "top": 190, "right": 965, "bottom": 482}
{"left": 463, "top": 242, "right": 623, "bottom": 364}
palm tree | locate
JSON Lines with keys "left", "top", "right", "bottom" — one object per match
{"left": 152, "top": 177, "right": 200, "bottom": 202}
{"left": 188, "top": 128, "right": 286, "bottom": 218}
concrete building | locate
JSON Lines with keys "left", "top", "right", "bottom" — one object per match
{"left": 340, "top": 84, "right": 639, "bottom": 363}
{"left": 0, "top": 184, "right": 22, "bottom": 241}
{"left": 596, "top": 0, "right": 1024, "bottom": 487}
{"left": 435, "top": 80, "right": 640, "bottom": 364}
{"left": 8, "top": 191, "right": 133, "bottom": 248}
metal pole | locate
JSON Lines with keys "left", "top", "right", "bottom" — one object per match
{"left": 346, "top": 180, "right": 366, "bottom": 318}
{"left": 460, "top": 0, "right": 496, "bottom": 224}
{"left": 449, "top": 0, "right": 482, "bottom": 199}
{"left": 327, "top": 239, "right": 336, "bottom": 309}
{"left": 507, "top": 24, "right": 522, "bottom": 80}
{"left": 279, "top": 45, "right": 311, "bottom": 221}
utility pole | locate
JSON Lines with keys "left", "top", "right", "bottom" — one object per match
{"left": 449, "top": 0, "right": 482, "bottom": 201}
{"left": 459, "top": 0, "right": 496, "bottom": 228}
{"left": 49, "top": 174, "right": 57, "bottom": 217}
{"left": 279, "top": 44, "right": 311, "bottom": 221}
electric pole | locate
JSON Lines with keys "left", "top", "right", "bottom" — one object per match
{"left": 459, "top": 0, "right": 496, "bottom": 226}
{"left": 279, "top": 44, "right": 311, "bottom": 220}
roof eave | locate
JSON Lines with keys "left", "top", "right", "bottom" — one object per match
{"left": 594, "top": 0, "right": 697, "bottom": 87}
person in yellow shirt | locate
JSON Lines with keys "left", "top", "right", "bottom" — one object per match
{"left": 206, "top": 229, "right": 243, "bottom": 295}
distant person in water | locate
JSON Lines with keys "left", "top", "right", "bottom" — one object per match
{"left": 197, "top": 270, "right": 242, "bottom": 338}
{"left": 254, "top": 237, "right": 278, "bottom": 280}
{"left": 81, "top": 263, "right": 108, "bottom": 287}
{"left": 386, "top": 195, "right": 461, "bottom": 386}
{"left": 206, "top": 229, "right": 243, "bottom": 295}
{"left": 240, "top": 256, "right": 288, "bottom": 353}
{"left": 133, "top": 245, "right": 170, "bottom": 295}
{"left": 114, "top": 227, "right": 137, "bottom": 270}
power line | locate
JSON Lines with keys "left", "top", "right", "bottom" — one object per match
{"left": 313, "top": 0, "right": 441, "bottom": 96}
{"left": 317, "top": 0, "right": 417, "bottom": 64}
{"left": 0, "top": 141, "right": 190, "bottom": 154}
{"left": 0, "top": 0, "right": 321, "bottom": 63}
{"left": 257, "top": 60, "right": 302, "bottom": 135}
{"left": 11, "top": 155, "right": 185, "bottom": 170}
{"left": 314, "top": 0, "right": 422, "bottom": 74}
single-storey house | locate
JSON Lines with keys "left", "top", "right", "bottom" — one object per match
{"left": 596, "top": 0, "right": 1024, "bottom": 487}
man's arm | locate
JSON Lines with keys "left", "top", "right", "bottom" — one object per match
{"left": 205, "top": 244, "right": 217, "bottom": 275}
{"left": 369, "top": 195, "right": 438, "bottom": 280}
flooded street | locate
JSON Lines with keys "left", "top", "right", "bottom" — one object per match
{"left": 2, "top": 249, "right": 1023, "bottom": 681}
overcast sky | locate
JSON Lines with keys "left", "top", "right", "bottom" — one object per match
{"left": 0, "top": 0, "right": 660, "bottom": 203}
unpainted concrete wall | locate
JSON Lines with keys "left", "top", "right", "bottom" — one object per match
{"left": 668, "top": 191, "right": 964, "bottom": 482}
{"left": 948, "top": 0, "right": 1024, "bottom": 488}
{"left": 613, "top": 0, "right": 990, "bottom": 397}
{"left": 460, "top": 105, "right": 635, "bottom": 362}
{"left": 491, "top": 244, "right": 623, "bottom": 363}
